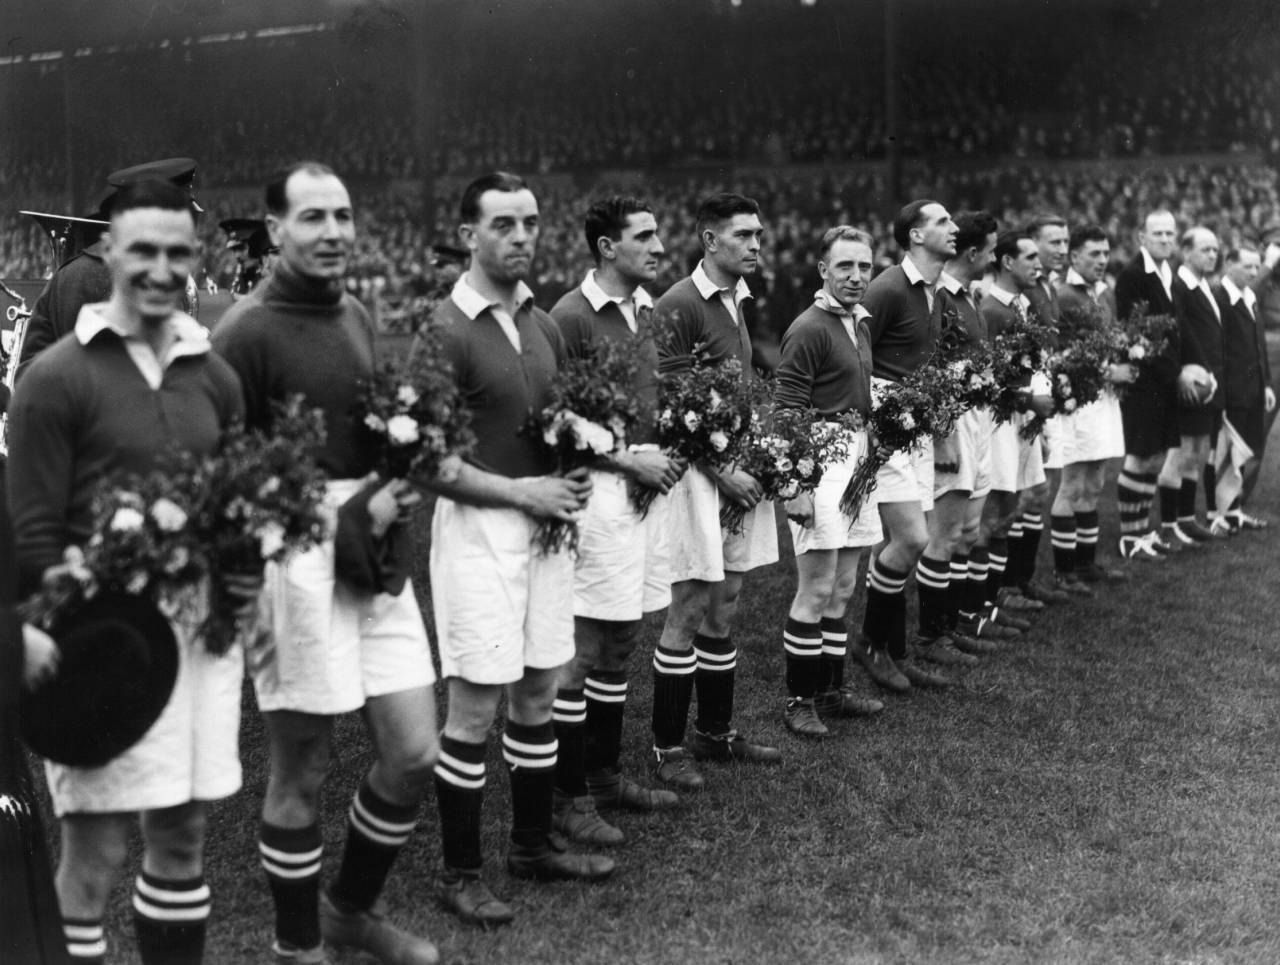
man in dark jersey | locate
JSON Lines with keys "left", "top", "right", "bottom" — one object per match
{"left": 213, "top": 162, "right": 441, "bottom": 965}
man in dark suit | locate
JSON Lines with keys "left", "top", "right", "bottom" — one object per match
{"left": 1158, "top": 226, "right": 1224, "bottom": 547}
{"left": 1025, "top": 214, "right": 1067, "bottom": 327}
{"left": 1113, "top": 210, "right": 1181, "bottom": 560}
{"left": 1215, "top": 244, "right": 1275, "bottom": 528}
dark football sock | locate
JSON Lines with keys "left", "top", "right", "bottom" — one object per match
{"left": 329, "top": 778, "right": 418, "bottom": 911}
{"left": 552, "top": 687, "right": 588, "bottom": 798}
{"left": 434, "top": 736, "right": 486, "bottom": 874}
{"left": 693, "top": 633, "right": 736, "bottom": 735}
{"left": 132, "top": 872, "right": 209, "bottom": 965}
{"left": 503, "top": 720, "right": 557, "bottom": 850}
{"left": 259, "top": 821, "right": 323, "bottom": 952}
{"left": 651, "top": 643, "right": 695, "bottom": 749}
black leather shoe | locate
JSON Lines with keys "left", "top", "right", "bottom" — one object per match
{"left": 439, "top": 873, "right": 514, "bottom": 927}
{"left": 647, "top": 746, "right": 704, "bottom": 792}
{"left": 690, "top": 729, "right": 782, "bottom": 764}
{"left": 851, "top": 635, "right": 911, "bottom": 692}
{"left": 506, "top": 834, "right": 615, "bottom": 882}
{"left": 587, "top": 771, "right": 679, "bottom": 811}
{"left": 813, "top": 687, "right": 884, "bottom": 718}
{"left": 898, "top": 657, "right": 949, "bottom": 688}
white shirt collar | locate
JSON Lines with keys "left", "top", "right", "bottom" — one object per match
{"left": 1177, "top": 264, "right": 1206, "bottom": 292}
{"left": 450, "top": 274, "right": 535, "bottom": 321}
{"left": 938, "top": 270, "right": 966, "bottom": 296}
{"left": 986, "top": 284, "right": 1017, "bottom": 307}
{"left": 692, "top": 261, "right": 752, "bottom": 305}
{"left": 901, "top": 254, "right": 928, "bottom": 287}
{"left": 74, "top": 302, "right": 208, "bottom": 352}
{"left": 1222, "top": 276, "right": 1257, "bottom": 308}
{"left": 580, "top": 269, "right": 654, "bottom": 313}
{"left": 1142, "top": 248, "right": 1171, "bottom": 278}
{"left": 1065, "top": 267, "right": 1109, "bottom": 298}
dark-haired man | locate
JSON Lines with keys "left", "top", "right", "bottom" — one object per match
{"left": 648, "top": 192, "right": 781, "bottom": 789}
{"left": 214, "top": 162, "right": 441, "bottom": 964}
{"left": 427, "top": 172, "right": 614, "bottom": 928}
{"left": 849, "top": 200, "right": 955, "bottom": 693}
{"left": 548, "top": 197, "right": 685, "bottom": 840}
{"left": 1157, "top": 227, "right": 1223, "bottom": 546}
{"left": 10, "top": 179, "right": 244, "bottom": 965}
{"left": 1049, "top": 225, "right": 1132, "bottom": 587}
{"left": 1114, "top": 210, "right": 1181, "bottom": 560}
{"left": 1216, "top": 244, "right": 1275, "bottom": 528}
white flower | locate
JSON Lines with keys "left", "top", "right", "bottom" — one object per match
{"left": 775, "top": 456, "right": 793, "bottom": 474}
{"left": 709, "top": 389, "right": 723, "bottom": 411}
{"left": 900, "top": 412, "right": 916, "bottom": 431}
{"left": 364, "top": 413, "right": 387, "bottom": 433}
{"left": 659, "top": 408, "right": 674, "bottom": 427}
{"left": 126, "top": 570, "right": 149, "bottom": 594}
{"left": 1128, "top": 344, "right": 1147, "bottom": 360}
{"left": 683, "top": 411, "right": 701, "bottom": 431}
{"left": 573, "top": 417, "right": 616, "bottom": 456}
{"left": 778, "top": 481, "right": 800, "bottom": 500}
{"left": 110, "top": 507, "right": 146, "bottom": 532}
{"left": 257, "top": 476, "right": 281, "bottom": 499}
{"left": 396, "top": 385, "right": 420, "bottom": 407}
{"left": 870, "top": 382, "right": 888, "bottom": 408}
{"left": 258, "top": 521, "right": 286, "bottom": 560}
{"left": 386, "top": 415, "right": 420, "bottom": 446}
{"left": 948, "top": 361, "right": 967, "bottom": 377}
{"left": 969, "top": 374, "right": 984, "bottom": 391}
{"left": 709, "top": 430, "right": 729, "bottom": 452}
{"left": 149, "top": 498, "right": 188, "bottom": 532}
{"left": 164, "top": 545, "right": 191, "bottom": 575}
{"left": 797, "top": 457, "right": 815, "bottom": 478}
{"left": 1019, "top": 353, "right": 1033, "bottom": 369}
{"left": 1063, "top": 398, "right": 1078, "bottom": 413}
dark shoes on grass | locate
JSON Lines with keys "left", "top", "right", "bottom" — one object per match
{"left": 691, "top": 729, "right": 782, "bottom": 764}
{"left": 439, "top": 872, "right": 515, "bottom": 928}
{"left": 813, "top": 686, "right": 884, "bottom": 718}
{"left": 552, "top": 793, "right": 625, "bottom": 846}
{"left": 783, "top": 697, "right": 831, "bottom": 738}
{"left": 587, "top": 770, "right": 679, "bottom": 811}
{"left": 507, "top": 833, "right": 615, "bottom": 882}
{"left": 649, "top": 746, "right": 705, "bottom": 792}
{"left": 320, "top": 891, "right": 438, "bottom": 965}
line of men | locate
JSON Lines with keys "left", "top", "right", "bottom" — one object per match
{"left": 5, "top": 161, "right": 1273, "bottom": 965}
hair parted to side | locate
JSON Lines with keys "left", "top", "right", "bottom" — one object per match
{"left": 953, "top": 210, "right": 998, "bottom": 255}
{"left": 994, "top": 229, "right": 1032, "bottom": 268}
{"left": 264, "top": 161, "right": 340, "bottom": 216}
{"left": 695, "top": 192, "right": 760, "bottom": 244}
{"left": 108, "top": 179, "right": 194, "bottom": 220}
{"left": 1179, "top": 226, "right": 1213, "bottom": 251}
{"left": 1068, "top": 223, "right": 1109, "bottom": 252}
{"left": 584, "top": 196, "right": 654, "bottom": 262}
{"left": 460, "top": 171, "right": 529, "bottom": 223}
{"left": 1224, "top": 242, "right": 1259, "bottom": 264}
{"left": 817, "top": 225, "right": 874, "bottom": 260}
{"left": 1025, "top": 213, "right": 1067, "bottom": 239}
{"left": 892, "top": 199, "right": 941, "bottom": 250}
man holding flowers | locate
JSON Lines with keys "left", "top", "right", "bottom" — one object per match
{"left": 8, "top": 180, "right": 245, "bottom": 965}
{"left": 649, "top": 192, "right": 782, "bottom": 790}
{"left": 213, "top": 162, "right": 440, "bottom": 964}
{"left": 548, "top": 196, "right": 687, "bottom": 842}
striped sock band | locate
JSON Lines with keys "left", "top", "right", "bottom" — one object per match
{"left": 915, "top": 554, "right": 951, "bottom": 639}
{"left": 64, "top": 917, "right": 106, "bottom": 963}
{"left": 652, "top": 643, "right": 695, "bottom": 749}
{"left": 1075, "top": 510, "right": 1099, "bottom": 567}
{"left": 504, "top": 720, "right": 557, "bottom": 849}
{"left": 583, "top": 670, "right": 628, "bottom": 776}
{"left": 693, "top": 633, "right": 737, "bottom": 736}
{"left": 783, "top": 616, "right": 823, "bottom": 699}
{"left": 259, "top": 821, "right": 322, "bottom": 953}
{"left": 1051, "top": 513, "right": 1077, "bottom": 574}
{"left": 1015, "top": 511, "right": 1044, "bottom": 585}
{"left": 819, "top": 616, "right": 848, "bottom": 691}
{"left": 964, "top": 548, "right": 989, "bottom": 616}
{"left": 553, "top": 687, "right": 589, "bottom": 797}
{"left": 863, "top": 556, "right": 909, "bottom": 655}
{"left": 946, "top": 554, "right": 969, "bottom": 632}
{"left": 1117, "top": 469, "right": 1152, "bottom": 536}
{"left": 329, "top": 778, "right": 419, "bottom": 911}
{"left": 132, "top": 872, "right": 209, "bottom": 965}
{"left": 434, "top": 735, "right": 486, "bottom": 873}
{"left": 986, "top": 537, "right": 1007, "bottom": 603}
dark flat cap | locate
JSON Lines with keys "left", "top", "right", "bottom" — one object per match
{"left": 220, "top": 217, "right": 266, "bottom": 246}
{"left": 107, "top": 157, "right": 198, "bottom": 188}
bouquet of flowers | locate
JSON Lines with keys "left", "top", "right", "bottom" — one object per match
{"left": 642, "top": 349, "right": 757, "bottom": 517}
{"left": 20, "top": 472, "right": 208, "bottom": 632}
{"left": 989, "top": 311, "right": 1054, "bottom": 425}
{"left": 1109, "top": 301, "right": 1178, "bottom": 373}
{"left": 355, "top": 325, "right": 477, "bottom": 481}
{"left": 838, "top": 369, "right": 940, "bottom": 517}
{"left": 188, "top": 397, "right": 330, "bottom": 654}
{"left": 526, "top": 337, "right": 650, "bottom": 555}
{"left": 933, "top": 321, "right": 1002, "bottom": 414}
{"left": 1019, "top": 302, "right": 1113, "bottom": 439}
{"left": 720, "top": 406, "right": 850, "bottom": 533}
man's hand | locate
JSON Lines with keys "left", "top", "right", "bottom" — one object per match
{"left": 617, "top": 449, "right": 685, "bottom": 494}
{"left": 784, "top": 492, "right": 814, "bottom": 527}
{"left": 1108, "top": 362, "right": 1137, "bottom": 385}
{"left": 714, "top": 467, "right": 763, "bottom": 508}
{"left": 515, "top": 466, "right": 593, "bottom": 522}
{"left": 1267, "top": 387, "right": 1277, "bottom": 413}
{"left": 22, "top": 623, "right": 59, "bottom": 690}
{"left": 1177, "top": 368, "right": 1203, "bottom": 405}
{"left": 367, "top": 477, "right": 424, "bottom": 539}
{"left": 222, "top": 571, "right": 265, "bottom": 621}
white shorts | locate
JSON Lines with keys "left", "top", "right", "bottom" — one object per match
{"left": 934, "top": 407, "right": 992, "bottom": 499}
{"left": 871, "top": 436, "right": 935, "bottom": 511}
{"left": 431, "top": 496, "right": 575, "bottom": 684}
{"left": 251, "top": 479, "right": 436, "bottom": 715}
{"left": 574, "top": 467, "right": 672, "bottom": 621}
{"left": 1043, "top": 415, "right": 1066, "bottom": 470}
{"left": 667, "top": 467, "right": 779, "bottom": 583}
{"left": 989, "top": 418, "right": 1020, "bottom": 493}
{"left": 1062, "top": 390, "right": 1126, "bottom": 464}
{"left": 790, "top": 430, "right": 881, "bottom": 553}
{"left": 46, "top": 610, "right": 243, "bottom": 816}
{"left": 1017, "top": 418, "right": 1047, "bottom": 491}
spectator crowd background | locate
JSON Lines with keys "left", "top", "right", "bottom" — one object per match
{"left": 1, "top": 0, "right": 1279, "bottom": 344}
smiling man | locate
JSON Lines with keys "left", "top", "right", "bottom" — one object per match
{"left": 214, "top": 162, "right": 442, "bottom": 965}
{"left": 9, "top": 179, "right": 244, "bottom": 965}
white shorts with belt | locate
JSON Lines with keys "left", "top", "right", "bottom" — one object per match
{"left": 789, "top": 429, "right": 882, "bottom": 553}
{"left": 431, "top": 496, "right": 575, "bottom": 685}
{"left": 934, "top": 406, "right": 993, "bottom": 499}
{"left": 1061, "top": 390, "right": 1126, "bottom": 464}
{"left": 250, "top": 478, "right": 436, "bottom": 716}
{"left": 871, "top": 437, "right": 935, "bottom": 511}
{"left": 989, "top": 417, "right": 1021, "bottom": 493}
{"left": 46, "top": 599, "right": 243, "bottom": 816}
{"left": 574, "top": 465, "right": 673, "bottom": 621}
{"left": 667, "top": 467, "right": 779, "bottom": 583}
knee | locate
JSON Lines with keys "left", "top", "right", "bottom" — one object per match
{"left": 596, "top": 621, "right": 641, "bottom": 672}
{"left": 378, "top": 739, "right": 440, "bottom": 798}
{"left": 144, "top": 809, "right": 207, "bottom": 871}
{"left": 901, "top": 529, "right": 930, "bottom": 560}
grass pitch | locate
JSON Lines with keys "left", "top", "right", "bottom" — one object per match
{"left": 74, "top": 452, "right": 1280, "bottom": 964}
